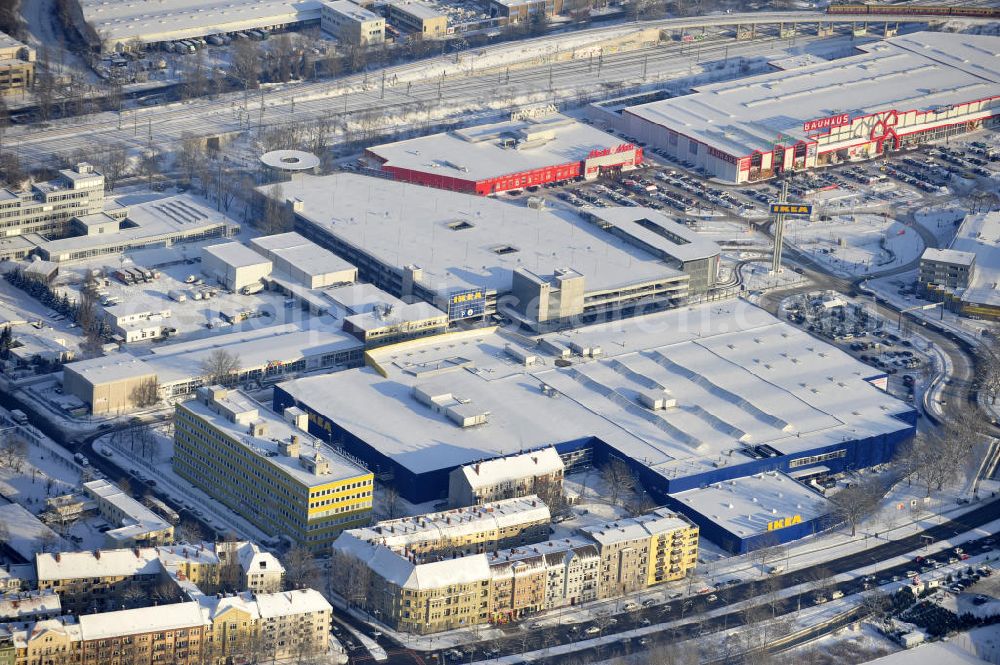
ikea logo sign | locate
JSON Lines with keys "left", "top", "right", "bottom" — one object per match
{"left": 766, "top": 514, "right": 802, "bottom": 531}
{"left": 769, "top": 203, "right": 813, "bottom": 216}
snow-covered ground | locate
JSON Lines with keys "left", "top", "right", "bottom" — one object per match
{"left": 786, "top": 214, "right": 925, "bottom": 278}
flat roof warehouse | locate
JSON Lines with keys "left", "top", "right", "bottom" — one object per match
{"left": 274, "top": 300, "right": 916, "bottom": 505}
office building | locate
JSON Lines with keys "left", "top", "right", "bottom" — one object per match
{"left": 919, "top": 211, "right": 1000, "bottom": 321}
{"left": 174, "top": 386, "right": 374, "bottom": 551}
{"left": 0, "top": 32, "right": 34, "bottom": 94}
{"left": 82, "top": 479, "right": 174, "bottom": 548}
{"left": 0, "top": 163, "right": 105, "bottom": 240}
{"left": 384, "top": 0, "right": 448, "bottom": 38}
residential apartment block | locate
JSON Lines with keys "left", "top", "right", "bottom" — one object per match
{"left": 346, "top": 495, "right": 551, "bottom": 559}
{"left": 5, "top": 542, "right": 321, "bottom": 665}
{"left": 174, "top": 387, "right": 373, "bottom": 551}
{"left": 331, "top": 505, "right": 698, "bottom": 634}
{"left": 448, "top": 447, "right": 565, "bottom": 507}
{"left": 0, "top": 163, "right": 105, "bottom": 240}
{"left": 581, "top": 508, "right": 700, "bottom": 598}
{"left": 0, "top": 589, "right": 331, "bottom": 665}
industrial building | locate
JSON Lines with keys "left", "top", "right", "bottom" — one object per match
{"left": 919, "top": 211, "right": 1000, "bottom": 321}
{"left": 201, "top": 242, "right": 273, "bottom": 293}
{"left": 330, "top": 505, "right": 697, "bottom": 634}
{"left": 320, "top": 0, "right": 385, "bottom": 45}
{"left": 364, "top": 113, "right": 641, "bottom": 194}
{"left": 174, "top": 386, "right": 374, "bottom": 551}
{"left": 485, "top": 0, "right": 563, "bottom": 23}
{"left": 618, "top": 32, "right": 1000, "bottom": 183}
{"left": 32, "top": 195, "right": 239, "bottom": 264}
{"left": 71, "top": 0, "right": 324, "bottom": 51}
{"left": 267, "top": 173, "right": 718, "bottom": 329}
{"left": 249, "top": 231, "right": 357, "bottom": 289}
{"left": 277, "top": 300, "right": 916, "bottom": 552}
{"left": 0, "top": 31, "right": 35, "bottom": 94}
{"left": 384, "top": 0, "right": 448, "bottom": 38}
{"left": 61, "top": 322, "right": 365, "bottom": 413}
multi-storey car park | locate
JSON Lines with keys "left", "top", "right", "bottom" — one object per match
{"left": 363, "top": 113, "right": 643, "bottom": 195}
{"left": 264, "top": 173, "right": 721, "bottom": 330}
{"left": 613, "top": 32, "right": 1000, "bottom": 183}
{"left": 174, "top": 386, "right": 374, "bottom": 551}
{"left": 275, "top": 300, "right": 917, "bottom": 553}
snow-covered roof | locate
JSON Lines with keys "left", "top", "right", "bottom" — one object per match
{"left": 348, "top": 495, "right": 549, "bottom": 554}
{"left": 487, "top": 537, "right": 598, "bottom": 569}
{"left": 277, "top": 300, "right": 914, "bottom": 481}
{"left": 182, "top": 388, "right": 370, "bottom": 488}
{"left": 254, "top": 589, "right": 331, "bottom": 618}
{"left": 580, "top": 508, "right": 693, "bottom": 546}
{"left": 0, "top": 504, "right": 68, "bottom": 561}
{"left": 584, "top": 207, "right": 721, "bottom": 264}
{"left": 320, "top": 0, "right": 383, "bottom": 22}
{"left": 456, "top": 447, "right": 563, "bottom": 491}
{"left": 367, "top": 114, "right": 625, "bottom": 184}
{"left": 35, "top": 548, "right": 162, "bottom": 582}
{"left": 77, "top": 0, "right": 322, "bottom": 46}
{"left": 0, "top": 590, "right": 61, "bottom": 620}
{"left": 36, "top": 195, "right": 237, "bottom": 260}
{"left": 83, "top": 479, "right": 172, "bottom": 541}
{"left": 333, "top": 533, "right": 492, "bottom": 590}
{"left": 264, "top": 173, "right": 685, "bottom": 298}
{"left": 235, "top": 542, "right": 284, "bottom": 576}
{"left": 625, "top": 32, "right": 1000, "bottom": 158}
{"left": 950, "top": 212, "right": 1000, "bottom": 309}
{"left": 201, "top": 241, "right": 271, "bottom": 270}
{"left": 865, "top": 641, "right": 990, "bottom": 665}
{"left": 670, "top": 471, "right": 828, "bottom": 538}
{"left": 344, "top": 301, "right": 447, "bottom": 332}
{"left": 249, "top": 231, "right": 356, "bottom": 282}
{"left": 921, "top": 248, "right": 976, "bottom": 267}
{"left": 78, "top": 601, "right": 206, "bottom": 640}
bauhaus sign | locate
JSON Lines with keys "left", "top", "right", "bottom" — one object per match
{"left": 803, "top": 113, "right": 851, "bottom": 133}
{"left": 766, "top": 514, "right": 802, "bottom": 531}
{"left": 769, "top": 203, "right": 813, "bottom": 216}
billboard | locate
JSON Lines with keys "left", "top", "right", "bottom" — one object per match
{"left": 803, "top": 113, "right": 851, "bottom": 133}
{"left": 769, "top": 203, "right": 813, "bottom": 216}
{"left": 448, "top": 289, "right": 486, "bottom": 320}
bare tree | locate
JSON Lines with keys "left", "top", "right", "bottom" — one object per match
{"left": 230, "top": 39, "right": 261, "bottom": 94}
{"left": 260, "top": 183, "right": 293, "bottom": 234}
{"left": 121, "top": 582, "right": 146, "bottom": 608}
{"left": 0, "top": 436, "right": 27, "bottom": 472}
{"left": 830, "top": 475, "right": 885, "bottom": 536}
{"left": 176, "top": 519, "right": 206, "bottom": 545}
{"left": 975, "top": 347, "right": 1000, "bottom": 406}
{"left": 601, "top": 457, "right": 636, "bottom": 507}
{"left": 95, "top": 143, "right": 129, "bottom": 192}
{"left": 129, "top": 377, "right": 160, "bottom": 409}
{"left": 860, "top": 589, "right": 894, "bottom": 631}
{"left": 200, "top": 348, "right": 241, "bottom": 386}
{"left": 382, "top": 484, "right": 402, "bottom": 520}
{"left": 283, "top": 545, "right": 319, "bottom": 590}
{"left": 117, "top": 476, "right": 132, "bottom": 496}
{"left": 177, "top": 133, "right": 206, "bottom": 186}
{"left": 330, "top": 548, "right": 371, "bottom": 608}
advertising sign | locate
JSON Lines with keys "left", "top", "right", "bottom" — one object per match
{"left": 803, "top": 113, "right": 851, "bottom": 133}
{"left": 448, "top": 289, "right": 486, "bottom": 320}
{"left": 769, "top": 203, "right": 814, "bottom": 216}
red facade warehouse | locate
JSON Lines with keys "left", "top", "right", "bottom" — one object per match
{"left": 364, "top": 111, "right": 642, "bottom": 195}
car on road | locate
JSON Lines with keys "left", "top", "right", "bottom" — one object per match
{"left": 706, "top": 594, "right": 718, "bottom": 602}
{"left": 584, "top": 626, "right": 601, "bottom": 635}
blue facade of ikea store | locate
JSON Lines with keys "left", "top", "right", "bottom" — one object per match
{"left": 275, "top": 382, "right": 917, "bottom": 550}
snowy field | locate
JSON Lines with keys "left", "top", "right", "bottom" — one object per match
{"left": 785, "top": 214, "right": 925, "bottom": 278}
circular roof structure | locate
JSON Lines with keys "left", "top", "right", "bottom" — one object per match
{"left": 260, "top": 150, "right": 320, "bottom": 172}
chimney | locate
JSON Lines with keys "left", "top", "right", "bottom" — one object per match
{"left": 54, "top": 553, "right": 61, "bottom": 562}
{"left": 532, "top": 456, "right": 538, "bottom": 465}
{"left": 475, "top": 463, "right": 480, "bottom": 475}
{"left": 133, "top": 548, "right": 140, "bottom": 558}
{"left": 94, "top": 550, "right": 101, "bottom": 560}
